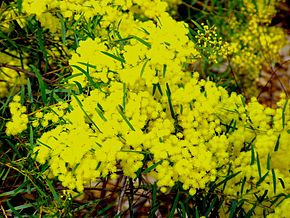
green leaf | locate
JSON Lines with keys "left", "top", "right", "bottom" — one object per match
{"left": 72, "top": 64, "right": 99, "bottom": 88}
{"left": 250, "top": 144, "right": 255, "bottom": 165}
{"left": 122, "top": 82, "right": 127, "bottom": 111}
{"left": 162, "top": 64, "right": 167, "bottom": 77}
{"left": 27, "top": 78, "right": 33, "bottom": 102}
{"left": 57, "top": 13, "right": 67, "bottom": 45}
{"left": 195, "top": 207, "right": 200, "bottom": 218}
{"left": 95, "top": 103, "right": 107, "bottom": 121}
{"left": 256, "top": 152, "right": 261, "bottom": 178}
{"left": 214, "top": 171, "right": 241, "bottom": 190}
{"left": 73, "top": 81, "right": 83, "bottom": 94}
{"left": 117, "top": 105, "right": 135, "bottom": 131}
{"left": 143, "top": 160, "right": 163, "bottom": 174}
{"left": 267, "top": 153, "right": 271, "bottom": 170}
{"left": 149, "top": 183, "right": 158, "bottom": 218}
{"left": 77, "top": 62, "right": 97, "bottom": 69}
{"left": 140, "top": 59, "right": 149, "bottom": 77}
{"left": 29, "top": 125, "right": 34, "bottom": 147}
{"left": 100, "top": 51, "right": 125, "bottom": 63}
{"left": 30, "top": 65, "right": 47, "bottom": 105}
{"left": 130, "top": 35, "right": 151, "bottom": 48}
{"left": 7, "top": 201, "right": 23, "bottom": 217}
{"left": 240, "top": 176, "right": 246, "bottom": 196}
{"left": 46, "top": 178, "right": 61, "bottom": 205}
{"left": 274, "top": 134, "right": 281, "bottom": 152}
{"left": 272, "top": 169, "right": 276, "bottom": 194}
{"left": 278, "top": 178, "right": 285, "bottom": 189}
{"left": 166, "top": 83, "right": 175, "bottom": 119}
{"left": 229, "top": 200, "right": 238, "bottom": 218}
{"left": 282, "top": 99, "right": 288, "bottom": 129}
{"left": 191, "top": 19, "right": 203, "bottom": 31}
{"left": 36, "top": 26, "right": 48, "bottom": 72}
{"left": 153, "top": 83, "right": 163, "bottom": 96}
{"left": 168, "top": 191, "right": 179, "bottom": 218}
{"left": 71, "top": 92, "right": 101, "bottom": 131}
{"left": 17, "top": 0, "right": 22, "bottom": 13}
{"left": 256, "top": 171, "right": 269, "bottom": 187}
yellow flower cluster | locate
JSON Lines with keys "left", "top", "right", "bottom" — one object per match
{"left": 31, "top": 102, "right": 69, "bottom": 128}
{"left": 9, "top": 0, "right": 289, "bottom": 215}
{"left": 22, "top": 0, "right": 182, "bottom": 34}
{"left": 5, "top": 95, "right": 29, "bottom": 136}
{"left": 0, "top": 51, "right": 27, "bottom": 98}
{"left": 225, "top": 0, "right": 288, "bottom": 96}
{"left": 69, "top": 12, "right": 199, "bottom": 90}
{"left": 195, "top": 24, "right": 232, "bottom": 64}
{"left": 219, "top": 94, "right": 290, "bottom": 216}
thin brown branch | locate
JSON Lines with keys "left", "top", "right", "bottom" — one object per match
{"left": 0, "top": 63, "right": 54, "bottom": 84}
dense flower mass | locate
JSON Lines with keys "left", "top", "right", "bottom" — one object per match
{"left": 224, "top": 0, "right": 288, "bottom": 96}
{"left": 2, "top": 0, "right": 290, "bottom": 216}
{"left": 5, "top": 95, "right": 29, "bottom": 136}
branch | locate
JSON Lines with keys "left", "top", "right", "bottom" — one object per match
{"left": 0, "top": 63, "right": 55, "bottom": 84}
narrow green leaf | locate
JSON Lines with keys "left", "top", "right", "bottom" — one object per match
{"left": 166, "top": 83, "right": 175, "bottom": 119}
{"left": 256, "top": 171, "right": 269, "bottom": 187}
{"left": 71, "top": 64, "right": 98, "bottom": 88}
{"left": 140, "top": 59, "right": 149, "bottom": 77}
{"left": 100, "top": 51, "right": 125, "bottom": 63}
{"left": 143, "top": 160, "right": 163, "bottom": 174}
{"left": 162, "top": 64, "right": 167, "bottom": 77}
{"left": 36, "top": 26, "right": 48, "bottom": 72}
{"left": 29, "top": 125, "right": 34, "bottom": 147}
{"left": 77, "top": 62, "right": 97, "bottom": 69}
{"left": 153, "top": 83, "right": 163, "bottom": 96}
{"left": 256, "top": 152, "right": 261, "bottom": 178}
{"left": 250, "top": 144, "right": 255, "bottom": 165}
{"left": 27, "top": 78, "right": 33, "bottom": 102}
{"left": 117, "top": 105, "right": 135, "bottom": 131}
{"left": 71, "top": 92, "right": 101, "bottom": 131}
{"left": 274, "top": 134, "right": 281, "bottom": 152}
{"left": 0, "top": 31, "right": 18, "bottom": 49}
{"left": 278, "top": 178, "right": 285, "bottom": 189}
{"left": 73, "top": 81, "right": 83, "bottom": 94}
{"left": 205, "top": 196, "right": 218, "bottom": 217}
{"left": 95, "top": 104, "right": 107, "bottom": 121}
{"left": 282, "top": 99, "right": 288, "bottom": 128}
{"left": 258, "top": 190, "right": 268, "bottom": 203}
{"left": 229, "top": 200, "right": 238, "bottom": 218}
{"left": 130, "top": 35, "right": 151, "bottom": 48}
{"left": 58, "top": 14, "right": 66, "bottom": 45}
{"left": 240, "top": 176, "right": 246, "bottom": 196}
{"left": 168, "top": 191, "right": 179, "bottom": 218}
{"left": 122, "top": 82, "right": 126, "bottom": 111}
{"left": 214, "top": 171, "right": 241, "bottom": 190}
{"left": 17, "top": 0, "right": 22, "bottom": 13}
{"left": 267, "top": 153, "right": 271, "bottom": 170}
{"left": 149, "top": 183, "right": 158, "bottom": 217}
{"left": 46, "top": 179, "right": 61, "bottom": 205}
{"left": 30, "top": 65, "right": 47, "bottom": 105}
{"left": 195, "top": 207, "right": 200, "bottom": 218}
{"left": 272, "top": 169, "right": 276, "bottom": 194}
{"left": 7, "top": 201, "right": 22, "bottom": 217}
{"left": 191, "top": 19, "right": 203, "bottom": 31}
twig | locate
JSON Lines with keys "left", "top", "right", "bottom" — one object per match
{"left": 0, "top": 203, "right": 8, "bottom": 218}
{"left": 117, "top": 177, "right": 127, "bottom": 215}
{"left": 0, "top": 63, "right": 55, "bottom": 84}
